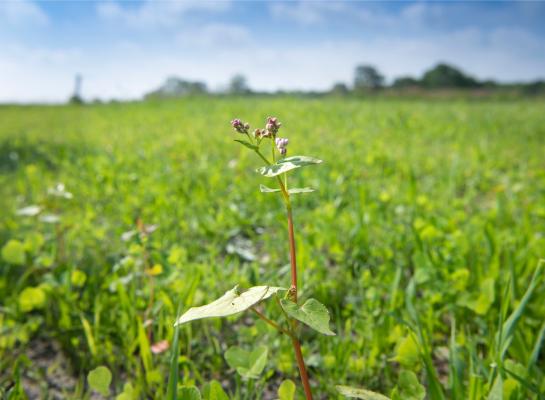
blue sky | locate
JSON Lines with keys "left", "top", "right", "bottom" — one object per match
{"left": 1, "top": 0, "right": 545, "bottom": 102}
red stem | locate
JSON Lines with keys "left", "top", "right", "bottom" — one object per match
{"left": 286, "top": 202, "right": 313, "bottom": 400}
{"left": 292, "top": 337, "right": 314, "bottom": 400}
{"left": 287, "top": 205, "right": 298, "bottom": 300}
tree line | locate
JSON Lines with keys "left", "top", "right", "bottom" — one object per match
{"left": 143, "top": 62, "right": 545, "bottom": 99}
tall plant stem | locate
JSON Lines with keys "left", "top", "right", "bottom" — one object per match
{"left": 292, "top": 337, "right": 314, "bottom": 400}
{"left": 285, "top": 199, "right": 313, "bottom": 400}
{"left": 286, "top": 203, "right": 298, "bottom": 300}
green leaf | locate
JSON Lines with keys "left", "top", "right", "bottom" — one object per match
{"left": 259, "top": 185, "right": 315, "bottom": 194}
{"left": 280, "top": 298, "right": 335, "bottom": 336}
{"left": 391, "top": 371, "right": 425, "bottom": 400}
{"left": 2, "top": 240, "right": 26, "bottom": 265}
{"left": 178, "top": 386, "right": 202, "bottom": 400}
{"left": 257, "top": 155, "right": 322, "bottom": 177}
{"left": 486, "top": 375, "right": 503, "bottom": 400}
{"left": 87, "top": 366, "right": 112, "bottom": 397}
{"left": 115, "top": 383, "right": 135, "bottom": 400}
{"left": 498, "top": 260, "right": 544, "bottom": 360}
{"left": 202, "top": 380, "right": 229, "bottom": 400}
{"left": 288, "top": 187, "right": 315, "bottom": 194}
{"left": 278, "top": 379, "right": 296, "bottom": 400}
{"left": 393, "top": 335, "right": 420, "bottom": 368}
{"left": 18, "top": 286, "right": 46, "bottom": 312}
{"left": 24, "top": 232, "right": 45, "bottom": 254}
{"left": 259, "top": 184, "right": 281, "bottom": 193}
{"left": 234, "top": 139, "right": 258, "bottom": 151}
{"left": 224, "top": 345, "right": 268, "bottom": 379}
{"left": 71, "top": 270, "right": 87, "bottom": 287}
{"left": 175, "top": 286, "right": 285, "bottom": 326}
{"left": 458, "top": 278, "right": 495, "bottom": 315}
{"left": 336, "top": 385, "right": 390, "bottom": 399}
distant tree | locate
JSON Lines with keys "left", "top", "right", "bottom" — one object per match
{"left": 392, "top": 76, "right": 420, "bottom": 89}
{"left": 421, "top": 63, "right": 480, "bottom": 88}
{"left": 145, "top": 77, "right": 207, "bottom": 99}
{"left": 229, "top": 74, "right": 251, "bottom": 94}
{"left": 523, "top": 80, "right": 545, "bottom": 96}
{"left": 330, "top": 82, "right": 350, "bottom": 96}
{"left": 354, "top": 65, "right": 384, "bottom": 92}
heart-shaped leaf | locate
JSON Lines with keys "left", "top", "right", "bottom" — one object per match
{"left": 280, "top": 298, "right": 335, "bottom": 336}
{"left": 257, "top": 156, "right": 322, "bottom": 177}
{"left": 336, "top": 385, "right": 390, "bottom": 399}
{"left": 87, "top": 366, "right": 112, "bottom": 396}
{"left": 225, "top": 345, "right": 268, "bottom": 379}
{"left": 175, "top": 286, "right": 285, "bottom": 326}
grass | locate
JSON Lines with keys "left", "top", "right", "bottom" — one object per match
{"left": 0, "top": 97, "right": 544, "bottom": 399}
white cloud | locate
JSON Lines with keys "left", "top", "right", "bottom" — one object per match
{"left": 2, "top": 0, "right": 545, "bottom": 102}
{"left": 0, "top": 0, "right": 48, "bottom": 26}
{"left": 97, "top": 0, "right": 231, "bottom": 28}
{"left": 270, "top": 1, "right": 350, "bottom": 25}
{"left": 177, "top": 23, "right": 251, "bottom": 48}
{"left": 2, "top": 25, "right": 545, "bottom": 103}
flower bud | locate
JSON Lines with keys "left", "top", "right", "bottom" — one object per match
{"left": 265, "top": 116, "right": 282, "bottom": 136}
{"left": 231, "top": 118, "right": 249, "bottom": 134}
{"left": 275, "top": 137, "right": 288, "bottom": 155}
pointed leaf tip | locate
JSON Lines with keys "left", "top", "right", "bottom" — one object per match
{"left": 280, "top": 298, "right": 335, "bottom": 336}
{"left": 257, "top": 155, "right": 322, "bottom": 177}
{"left": 175, "top": 285, "right": 285, "bottom": 326}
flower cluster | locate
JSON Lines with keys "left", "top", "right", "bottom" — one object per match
{"left": 232, "top": 116, "right": 289, "bottom": 156}
{"left": 275, "top": 137, "right": 289, "bottom": 155}
{"left": 265, "top": 117, "right": 281, "bottom": 136}
{"left": 231, "top": 118, "right": 250, "bottom": 134}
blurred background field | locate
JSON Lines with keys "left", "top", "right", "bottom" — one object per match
{"left": 1, "top": 97, "right": 544, "bottom": 398}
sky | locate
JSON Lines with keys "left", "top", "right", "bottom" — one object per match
{"left": 1, "top": 0, "right": 545, "bottom": 103}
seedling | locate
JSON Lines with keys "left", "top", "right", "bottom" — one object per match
{"left": 173, "top": 117, "right": 332, "bottom": 399}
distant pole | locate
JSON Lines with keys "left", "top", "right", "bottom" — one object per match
{"left": 69, "top": 74, "right": 83, "bottom": 104}
{"left": 74, "top": 74, "right": 82, "bottom": 98}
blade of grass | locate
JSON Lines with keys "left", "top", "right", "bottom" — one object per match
{"left": 166, "top": 303, "right": 183, "bottom": 400}
{"left": 498, "top": 260, "right": 544, "bottom": 360}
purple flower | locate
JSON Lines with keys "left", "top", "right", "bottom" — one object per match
{"left": 275, "top": 137, "right": 288, "bottom": 155}
{"left": 265, "top": 116, "right": 282, "bottom": 136}
{"left": 231, "top": 119, "right": 249, "bottom": 134}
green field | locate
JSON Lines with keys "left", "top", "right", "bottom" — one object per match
{"left": 1, "top": 98, "right": 544, "bottom": 399}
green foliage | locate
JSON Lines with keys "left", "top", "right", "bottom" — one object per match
{"left": 259, "top": 185, "right": 314, "bottom": 194}
{"left": 18, "top": 286, "right": 46, "bottom": 312}
{"left": 202, "top": 380, "right": 229, "bottom": 400}
{"left": 336, "top": 385, "right": 390, "bottom": 399}
{"left": 2, "top": 239, "right": 26, "bottom": 265}
{"left": 280, "top": 298, "right": 335, "bottom": 336}
{"left": 175, "top": 286, "right": 284, "bottom": 325}
{"left": 390, "top": 370, "right": 425, "bottom": 400}
{"left": 87, "top": 366, "right": 112, "bottom": 396}
{"left": 257, "top": 156, "right": 322, "bottom": 177}
{"left": 1, "top": 98, "right": 545, "bottom": 398}
{"left": 393, "top": 335, "right": 420, "bottom": 368}
{"left": 178, "top": 386, "right": 202, "bottom": 400}
{"left": 116, "top": 383, "right": 136, "bottom": 400}
{"left": 277, "top": 379, "right": 296, "bottom": 400}
{"left": 224, "top": 345, "right": 268, "bottom": 379}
